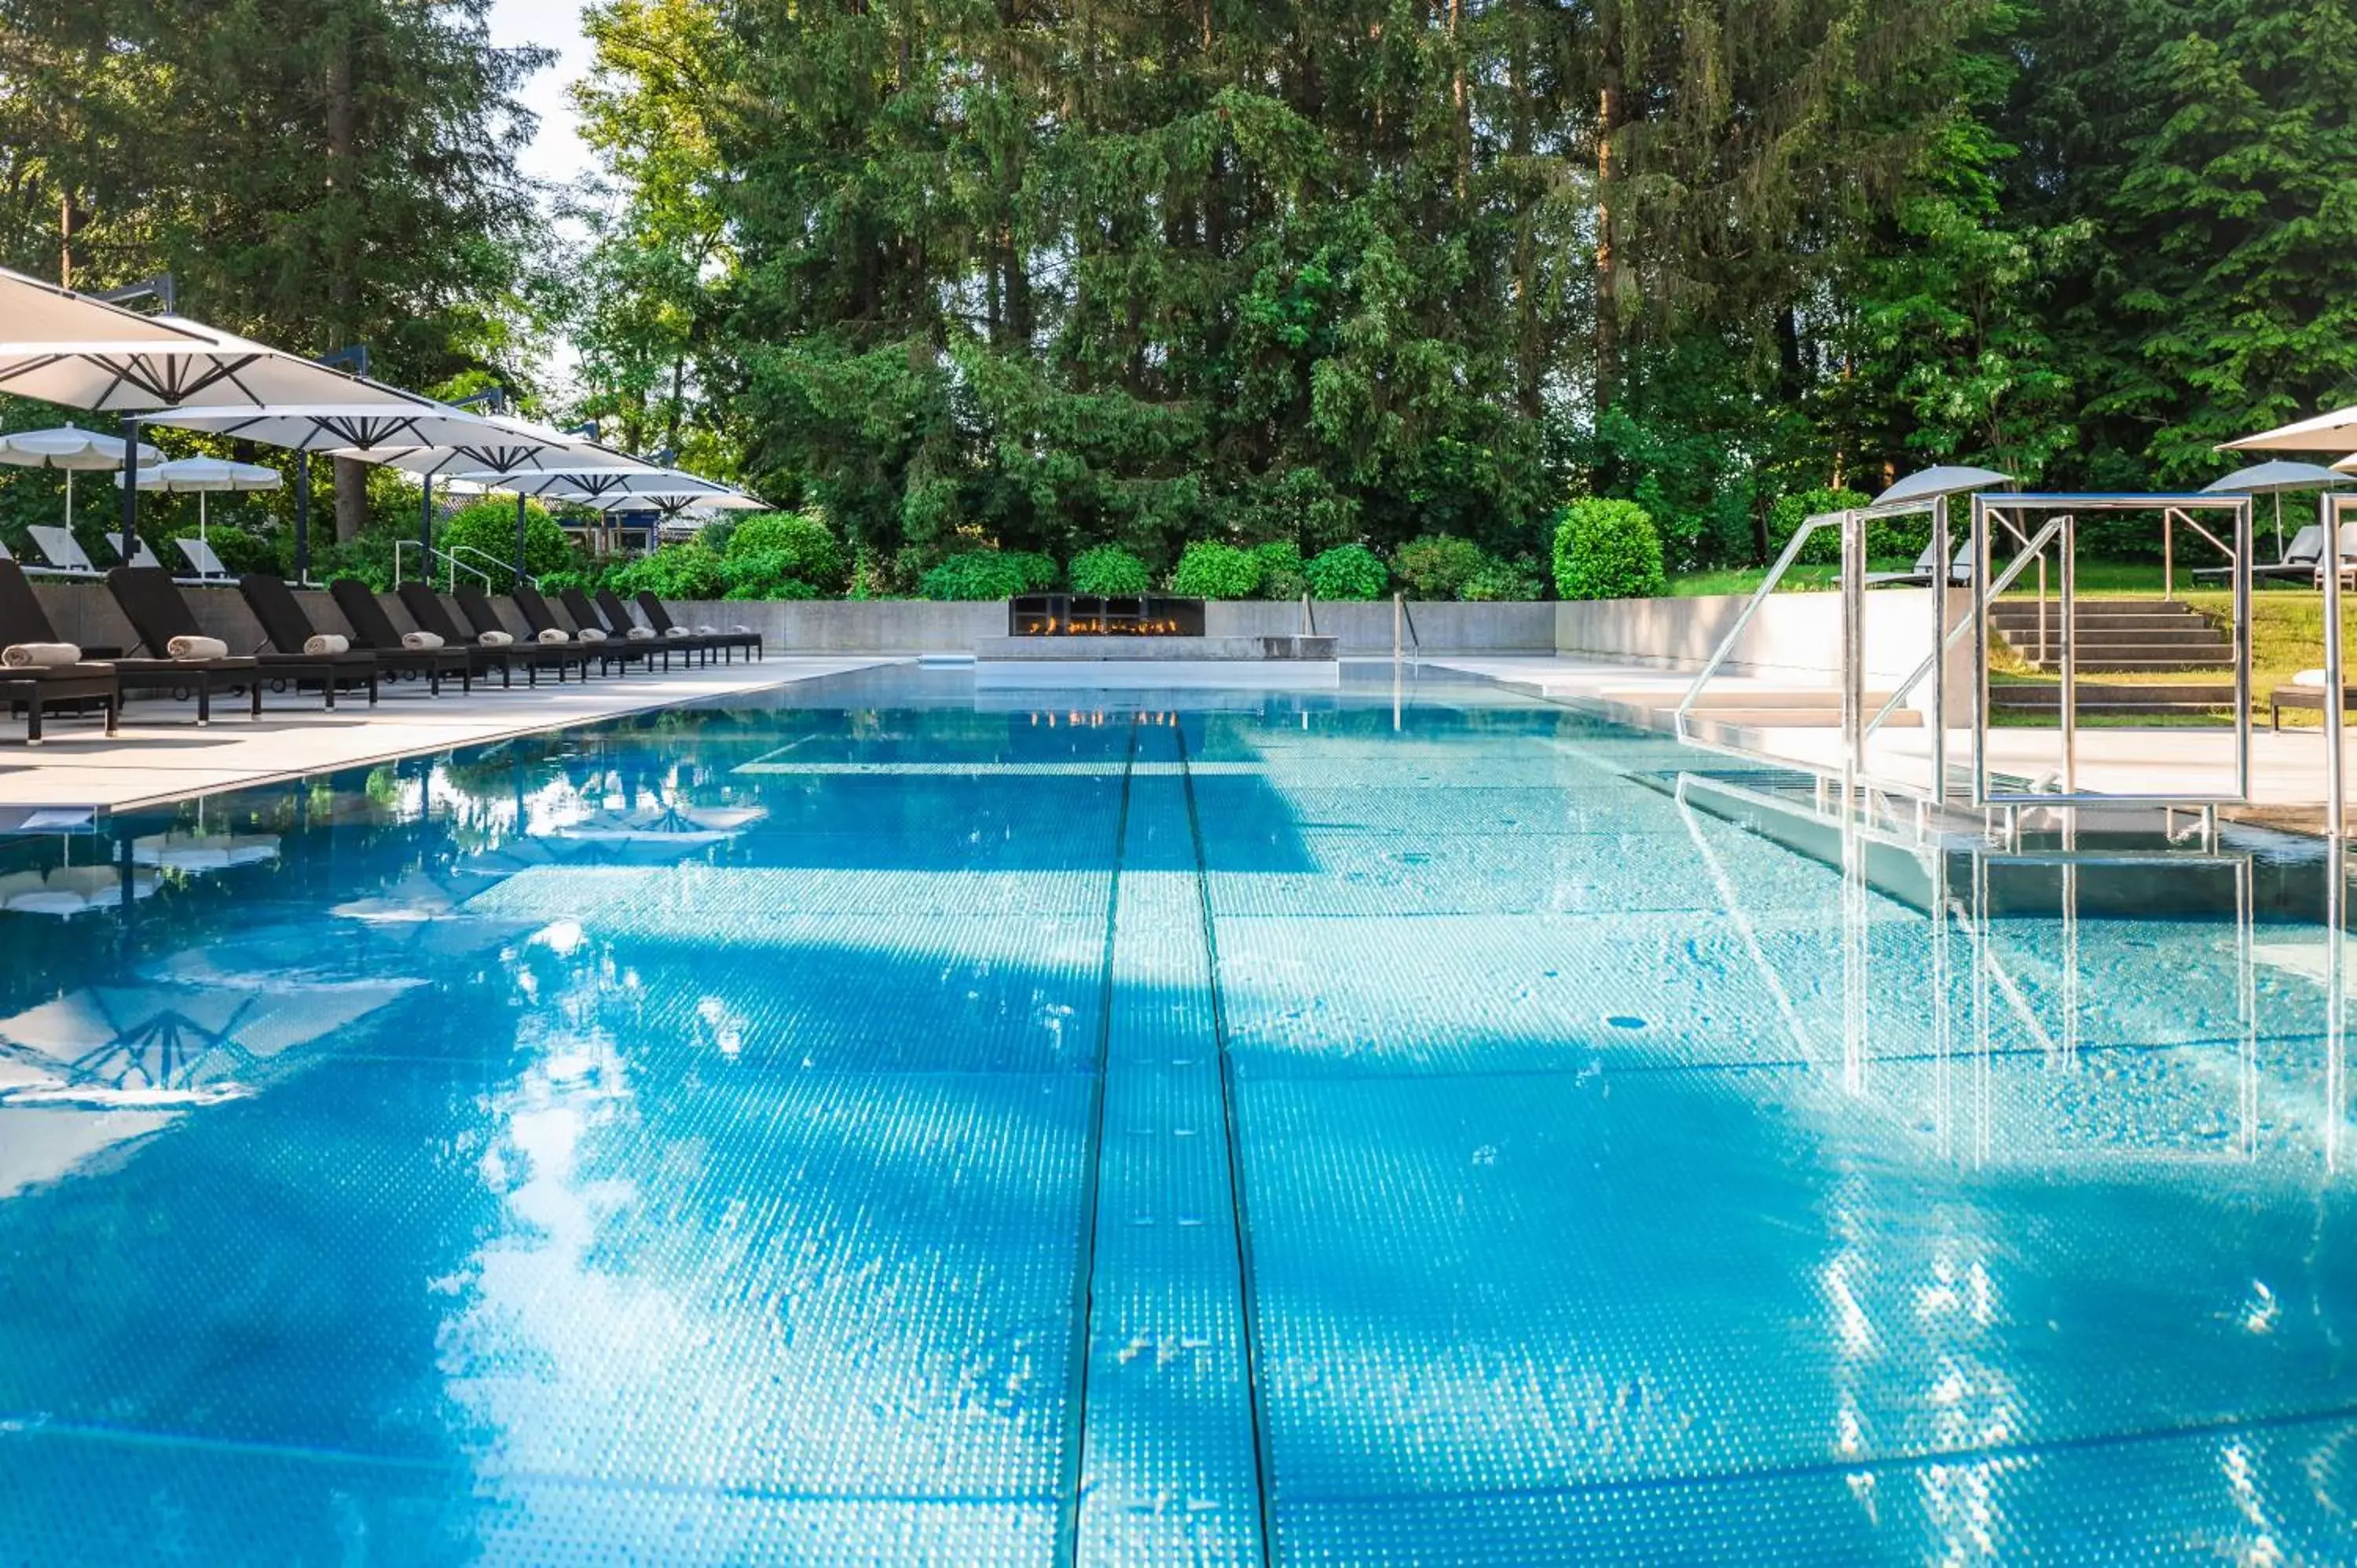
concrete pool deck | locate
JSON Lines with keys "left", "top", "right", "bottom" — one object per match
{"left": 0, "top": 657, "right": 890, "bottom": 811}
{"left": 1431, "top": 654, "right": 2351, "bottom": 822}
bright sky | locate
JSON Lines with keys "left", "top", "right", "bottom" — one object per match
{"left": 486, "top": 0, "right": 597, "bottom": 189}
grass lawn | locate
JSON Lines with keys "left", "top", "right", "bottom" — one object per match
{"left": 1662, "top": 559, "right": 2357, "bottom": 727}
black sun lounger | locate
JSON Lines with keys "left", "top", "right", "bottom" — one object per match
{"left": 512, "top": 584, "right": 642, "bottom": 676}
{"left": 599, "top": 588, "right": 720, "bottom": 667}
{"left": 634, "top": 593, "right": 761, "bottom": 662}
{"left": 397, "top": 581, "right": 562, "bottom": 688}
{"left": 561, "top": 588, "right": 673, "bottom": 671}
{"left": 0, "top": 566, "right": 119, "bottom": 743}
{"left": 326, "top": 581, "right": 477, "bottom": 695}
{"left": 451, "top": 587, "right": 599, "bottom": 682}
{"left": 82, "top": 566, "right": 284, "bottom": 723}
{"left": 235, "top": 575, "right": 384, "bottom": 705}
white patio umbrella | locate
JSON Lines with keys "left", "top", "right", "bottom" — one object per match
{"left": 2205, "top": 460, "right": 2352, "bottom": 556}
{"left": 2226, "top": 406, "right": 2357, "bottom": 456}
{"left": 114, "top": 454, "right": 281, "bottom": 545}
{"left": 0, "top": 425, "right": 163, "bottom": 533}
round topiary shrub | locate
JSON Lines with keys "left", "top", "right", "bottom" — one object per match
{"left": 920, "top": 550, "right": 1033, "bottom": 601}
{"left": 1252, "top": 540, "right": 1307, "bottom": 600}
{"left": 1169, "top": 541, "right": 1263, "bottom": 599}
{"left": 1069, "top": 544, "right": 1152, "bottom": 596}
{"left": 1306, "top": 544, "right": 1387, "bottom": 601}
{"left": 1553, "top": 499, "right": 1667, "bottom": 601}
{"left": 1389, "top": 535, "right": 1487, "bottom": 599}
{"left": 438, "top": 498, "right": 577, "bottom": 590}
{"left": 725, "top": 509, "right": 848, "bottom": 592}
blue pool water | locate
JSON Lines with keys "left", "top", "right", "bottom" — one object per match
{"left": 2, "top": 665, "right": 2355, "bottom": 1563}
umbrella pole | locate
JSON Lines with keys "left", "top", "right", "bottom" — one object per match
{"left": 294, "top": 451, "right": 310, "bottom": 583}
{"left": 119, "top": 414, "right": 141, "bottom": 550}
{"left": 63, "top": 467, "right": 71, "bottom": 533}
{"left": 516, "top": 491, "right": 529, "bottom": 588}
{"left": 199, "top": 491, "right": 207, "bottom": 546}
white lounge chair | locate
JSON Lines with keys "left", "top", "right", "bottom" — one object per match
{"left": 175, "top": 537, "right": 230, "bottom": 580}
{"left": 24, "top": 526, "right": 97, "bottom": 575}
{"left": 105, "top": 531, "right": 163, "bottom": 570}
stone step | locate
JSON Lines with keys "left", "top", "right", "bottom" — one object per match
{"left": 1989, "top": 598, "right": 2209, "bottom": 619}
{"left": 1989, "top": 613, "right": 2225, "bottom": 632}
{"left": 2029, "top": 658, "right": 2234, "bottom": 674}
{"left": 1992, "top": 683, "right": 2239, "bottom": 708}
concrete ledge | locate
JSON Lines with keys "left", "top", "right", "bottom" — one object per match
{"left": 974, "top": 634, "right": 1337, "bottom": 661}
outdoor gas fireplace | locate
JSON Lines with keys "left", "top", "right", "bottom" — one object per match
{"left": 1008, "top": 594, "right": 1207, "bottom": 638}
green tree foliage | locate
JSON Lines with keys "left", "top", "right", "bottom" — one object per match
{"left": 1306, "top": 544, "right": 1388, "bottom": 601}
{"left": 1069, "top": 545, "right": 1152, "bottom": 596}
{"left": 1765, "top": 489, "right": 1878, "bottom": 567}
{"left": 0, "top": 0, "right": 554, "bottom": 544}
{"left": 1554, "top": 499, "right": 1666, "bottom": 600}
{"left": 1168, "top": 543, "right": 1262, "bottom": 601}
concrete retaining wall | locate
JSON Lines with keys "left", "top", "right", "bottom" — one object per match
{"left": 27, "top": 581, "right": 1939, "bottom": 687}
{"left": 1556, "top": 588, "right": 1970, "bottom": 685}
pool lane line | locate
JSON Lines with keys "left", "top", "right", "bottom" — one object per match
{"left": 1058, "top": 714, "right": 1138, "bottom": 1568}
{"left": 1176, "top": 717, "right": 1279, "bottom": 1568}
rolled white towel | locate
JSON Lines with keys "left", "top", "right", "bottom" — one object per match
{"left": 167, "top": 635, "right": 229, "bottom": 661}
{"left": 1, "top": 642, "right": 81, "bottom": 669}
{"left": 732, "top": 625, "right": 754, "bottom": 635}
{"left": 625, "top": 626, "right": 656, "bottom": 641}
{"left": 302, "top": 632, "right": 350, "bottom": 656}
{"left": 401, "top": 630, "right": 445, "bottom": 651}
{"left": 478, "top": 630, "right": 515, "bottom": 647}
{"left": 2294, "top": 669, "right": 2333, "bottom": 689}
{"left": 664, "top": 626, "right": 692, "bottom": 639}
{"left": 575, "top": 627, "right": 607, "bottom": 643}
{"left": 695, "top": 625, "right": 718, "bottom": 635}
{"left": 535, "top": 628, "right": 570, "bottom": 644}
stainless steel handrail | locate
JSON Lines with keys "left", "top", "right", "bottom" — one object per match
{"left": 393, "top": 540, "right": 493, "bottom": 592}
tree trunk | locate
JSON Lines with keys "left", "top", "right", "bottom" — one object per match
{"left": 1594, "top": 72, "right": 1624, "bottom": 421}
{"left": 325, "top": 11, "right": 369, "bottom": 544}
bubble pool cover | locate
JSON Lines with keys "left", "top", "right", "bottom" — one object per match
{"left": 1, "top": 665, "right": 2354, "bottom": 1564}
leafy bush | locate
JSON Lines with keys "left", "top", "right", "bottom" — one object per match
{"left": 1306, "top": 544, "right": 1387, "bottom": 600}
{"left": 725, "top": 509, "right": 847, "bottom": 591}
{"left": 607, "top": 542, "right": 727, "bottom": 602}
{"left": 726, "top": 576, "right": 817, "bottom": 602}
{"left": 161, "top": 522, "right": 275, "bottom": 575}
{"left": 1006, "top": 551, "right": 1060, "bottom": 592}
{"left": 536, "top": 567, "right": 596, "bottom": 596}
{"left": 1252, "top": 540, "right": 1307, "bottom": 600}
{"left": 1389, "top": 535, "right": 1487, "bottom": 599}
{"left": 1169, "top": 540, "right": 1263, "bottom": 599}
{"left": 717, "top": 548, "right": 820, "bottom": 600}
{"left": 920, "top": 550, "right": 1035, "bottom": 601}
{"left": 1553, "top": 499, "right": 1667, "bottom": 601}
{"left": 1460, "top": 555, "right": 1546, "bottom": 602}
{"left": 1069, "top": 544, "right": 1152, "bottom": 595}
{"left": 1764, "top": 487, "right": 1876, "bottom": 566}
{"left": 439, "top": 498, "right": 577, "bottom": 590}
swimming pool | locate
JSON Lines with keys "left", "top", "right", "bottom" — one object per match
{"left": 1, "top": 665, "right": 2352, "bottom": 1563}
